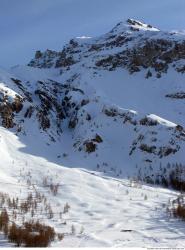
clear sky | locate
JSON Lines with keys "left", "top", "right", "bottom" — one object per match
{"left": 0, "top": 0, "right": 185, "bottom": 68}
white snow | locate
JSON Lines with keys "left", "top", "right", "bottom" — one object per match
{"left": 0, "top": 126, "right": 184, "bottom": 247}
{"left": 0, "top": 17, "right": 184, "bottom": 247}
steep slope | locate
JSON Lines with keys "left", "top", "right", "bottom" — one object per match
{"left": 0, "top": 18, "right": 185, "bottom": 247}
{"left": 0, "top": 126, "right": 185, "bottom": 247}
{"left": 0, "top": 63, "right": 183, "bottom": 182}
{"left": 2, "top": 19, "right": 184, "bottom": 180}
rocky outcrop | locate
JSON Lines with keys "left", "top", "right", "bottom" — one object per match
{"left": 0, "top": 93, "right": 23, "bottom": 129}
{"left": 166, "top": 92, "right": 185, "bottom": 99}
{"left": 28, "top": 19, "right": 185, "bottom": 79}
{"left": 0, "top": 76, "right": 86, "bottom": 135}
{"left": 83, "top": 134, "right": 103, "bottom": 153}
{"left": 95, "top": 39, "right": 185, "bottom": 75}
{"left": 84, "top": 141, "right": 97, "bottom": 153}
{"left": 28, "top": 50, "right": 59, "bottom": 68}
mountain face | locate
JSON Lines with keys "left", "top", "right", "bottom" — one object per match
{"left": 1, "top": 18, "right": 185, "bottom": 247}
{"left": 28, "top": 18, "right": 185, "bottom": 75}
{"left": 0, "top": 19, "right": 185, "bottom": 181}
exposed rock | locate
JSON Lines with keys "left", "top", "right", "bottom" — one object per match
{"left": 55, "top": 55, "right": 76, "bottom": 68}
{"left": 37, "top": 110, "right": 50, "bottom": 130}
{"left": 145, "top": 70, "right": 152, "bottom": 78}
{"left": 92, "top": 134, "right": 103, "bottom": 143}
{"left": 24, "top": 106, "right": 34, "bottom": 118}
{"left": 68, "top": 116, "right": 78, "bottom": 129}
{"left": 176, "top": 125, "right": 184, "bottom": 132}
{"left": 103, "top": 107, "right": 118, "bottom": 117}
{"left": 84, "top": 141, "right": 97, "bottom": 153}
{"left": 12, "top": 95, "right": 23, "bottom": 113}
{"left": 0, "top": 103, "right": 14, "bottom": 128}
{"left": 35, "top": 50, "right": 42, "bottom": 59}
{"left": 166, "top": 92, "right": 185, "bottom": 99}
{"left": 140, "top": 144, "right": 156, "bottom": 154}
{"left": 140, "top": 117, "right": 158, "bottom": 126}
{"left": 86, "top": 113, "right": 91, "bottom": 121}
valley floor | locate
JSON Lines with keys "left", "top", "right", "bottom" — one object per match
{"left": 0, "top": 127, "right": 184, "bottom": 247}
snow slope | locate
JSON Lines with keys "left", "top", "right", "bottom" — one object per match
{"left": 0, "top": 126, "right": 184, "bottom": 247}
{"left": 0, "top": 19, "right": 185, "bottom": 247}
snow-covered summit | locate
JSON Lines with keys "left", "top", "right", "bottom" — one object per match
{"left": 0, "top": 18, "right": 185, "bottom": 180}
{"left": 28, "top": 18, "right": 185, "bottom": 78}
{"left": 111, "top": 18, "right": 160, "bottom": 33}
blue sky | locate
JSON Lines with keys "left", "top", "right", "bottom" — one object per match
{"left": 0, "top": 0, "right": 185, "bottom": 68}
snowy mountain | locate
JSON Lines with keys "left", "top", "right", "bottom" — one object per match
{"left": 0, "top": 19, "right": 185, "bottom": 247}
{"left": 2, "top": 0, "right": 185, "bottom": 68}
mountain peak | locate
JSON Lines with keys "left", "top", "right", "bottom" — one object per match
{"left": 111, "top": 18, "right": 159, "bottom": 34}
